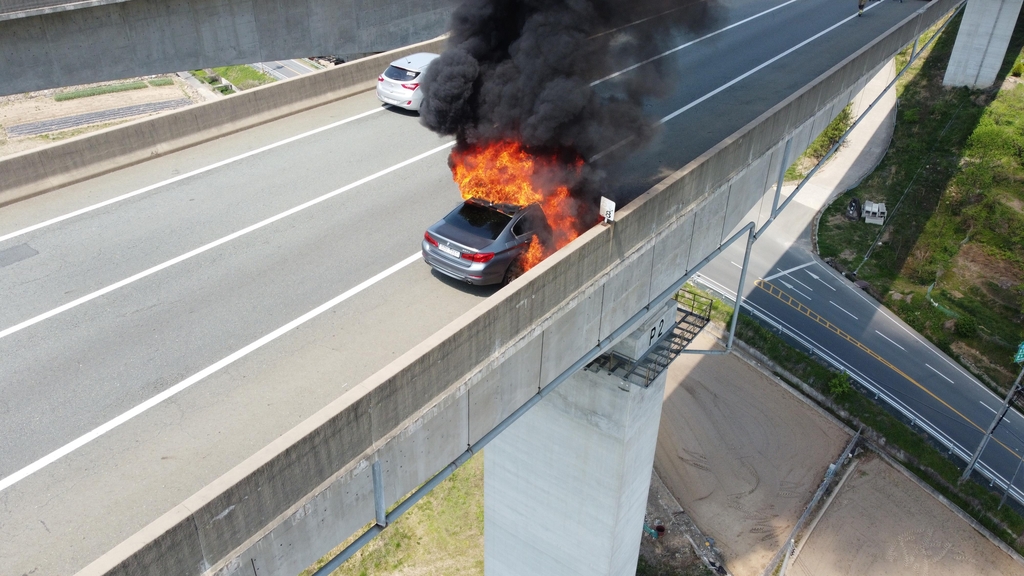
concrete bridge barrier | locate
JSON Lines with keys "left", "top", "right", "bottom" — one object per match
{"left": 75, "top": 1, "right": 961, "bottom": 574}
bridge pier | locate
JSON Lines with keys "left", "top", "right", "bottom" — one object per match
{"left": 483, "top": 303, "right": 674, "bottom": 576}
{"left": 943, "top": 0, "right": 1023, "bottom": 88}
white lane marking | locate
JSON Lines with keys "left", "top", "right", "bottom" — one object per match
{"left": 980, "top": 401, "right": 996, "bottom": 414}
{"left": 592, "top": 0, "right": 803, "bottom": 84}
{"left": 0, "top": 143, "right": 453, "bottom": 341}
{"left": 764, "top": 261, "right": 814, "bottom": 281}
{"left": 731, "top": 261, "right": 743, "bottom": 269}
{"left": 0, "top": 252, "right": 421, "bottom": 493}
{"left": 874, "top": 330, "right": 906, "bottom": 351}
{"left": 807, "top": 269, "right": 836, "bottom": 291}
{"left": 829, "top": 300, "right": 858, "bottom": 320}
{"left": 779, "top": 280, "right": 811, "bottom": 301}
{"left": 926, "top": 363, "right": 955, "bottom": 384}
{"left": 0, "top": 107, "right": 387, "bottom": 244}
{"left": 820, "top": 261, "right": 1007, "bottom": 405}
{"left": 778, "top": 268, "right": 814, "bottom": 292}
{"left": 658, "top": 3, "right": 881, "bottom": 124}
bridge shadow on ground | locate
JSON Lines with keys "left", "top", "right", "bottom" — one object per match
{"left": 816, "top": 10, "right": 1024, "bottom": 381}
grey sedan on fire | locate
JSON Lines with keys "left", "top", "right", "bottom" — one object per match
{"left": 422, "top": 199, "right": 548, "bottom": 285}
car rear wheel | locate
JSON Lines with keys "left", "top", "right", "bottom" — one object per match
{"left": 503, "top": 258, "right": 526, "bottom": 286}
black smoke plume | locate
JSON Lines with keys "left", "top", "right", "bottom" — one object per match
{"left": 419, "top": 0, "right": 719, "bottom": 160}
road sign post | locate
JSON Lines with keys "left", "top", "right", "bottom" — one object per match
{"left": 960, "top": 355, "right": 1024, "bottom": 483}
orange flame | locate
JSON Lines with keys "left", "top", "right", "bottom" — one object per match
{"left": 449, "top": 141, "right": 586, "bottom": 271}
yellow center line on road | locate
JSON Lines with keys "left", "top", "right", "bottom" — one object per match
{"left": 754, "top": 279, "right": 1022, "bottom": 460}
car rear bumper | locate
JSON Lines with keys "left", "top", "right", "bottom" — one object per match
{"left": 376, "top": 85, "right": 422, "bottom": 110}
{"left": 422, "top": 242, "right": 506, "bottom": 285}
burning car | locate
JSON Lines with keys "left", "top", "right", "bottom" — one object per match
{"left": 422, "top": 140, "right": 592, "bottom": 285}
{"left": 422, "top": 199, "right": 549, "bottom": 286}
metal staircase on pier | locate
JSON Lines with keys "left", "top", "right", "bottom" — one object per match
{"left": 589, "top": 290, "right": 714, "bottom": 388}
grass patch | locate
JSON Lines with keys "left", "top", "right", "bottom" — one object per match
{"left": 212, "top": 65, "right": 276, "bottom": 90}
{"left": 54, "top": 81, "right": 148, "bottom": 101}
{"left": 817, "top": 12, "right": 1024, "bottom": 390}
{"left": 147, "top": 78, "right": 175, "bottom": 87}
{"left": 303, "top": 453, "right": 484, "bottom": 576}
{"left": 786, "top": 104, "right": 854, "bottom": 181}
{"left": 733, "top": 311, "right": 1024, "bottom": 553}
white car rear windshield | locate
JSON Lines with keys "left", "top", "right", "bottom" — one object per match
{"left": 383, "top": 66, "right": 419, "bottom": 81}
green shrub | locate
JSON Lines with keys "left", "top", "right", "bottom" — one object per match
{"left": 828, "top": 371, "right": 852, "bottom": 397}
{"left": 211, "top": 65, "right": 276, "bottom": 90}
{"left": 1012, "top": 60, "right": 1024, "bottom": 77}
{"left": 955, "top": 314, "right": 978, "bottom": 337}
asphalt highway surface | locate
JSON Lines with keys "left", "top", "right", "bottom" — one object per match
{"left": 0, "top": 1, "right": 950, "bottom": 573}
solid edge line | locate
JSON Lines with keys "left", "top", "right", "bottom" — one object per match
{"left": 0, "top": 252, "right": 421, "bottom": 493}
{"left": 0, "top": 107, "right": 387, "bottom": 244}
{"left": 0, "top": 142, "right": 453, "bottom": 340}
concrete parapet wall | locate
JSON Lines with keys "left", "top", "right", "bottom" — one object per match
{"left": 76, "top": 1, "right": 960, "bottom": 575}
{"left": 0, "top": 36, "right": 448, "bottom": 207}
{"left": 0, "top": 0, "right": 456, "bottom": 95}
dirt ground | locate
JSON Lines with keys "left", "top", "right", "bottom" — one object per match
{"left": 790, "top": 454, "right": 1023, "bottom": 575}
{"left": 656, "top": 329, "right": 1024, "bottom": 576}
{"left": 655, "top": 331, "right": 851, "bottom": 576}
{"left": 0, "top": 76, "right": 197, "bottom": 157}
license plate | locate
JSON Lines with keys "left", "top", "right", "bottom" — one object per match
{"left": 438, "top": 244, "right": 460, "bottom": 258}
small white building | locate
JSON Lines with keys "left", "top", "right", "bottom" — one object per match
{"left": 863, "top": 200, "right": 887, "bottom": 225}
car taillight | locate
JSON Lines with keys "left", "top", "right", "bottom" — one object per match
{"left": 424, "top": 232, "right": 438, "bottom": 247}
{"left": 378, "top": 75, "right": 384, "bottom": 82}
{"left": 401, "top": 83, "right": 420, "bottom": 90}
{"left": 462, "top": 252, "right": 495, "bottom": 263}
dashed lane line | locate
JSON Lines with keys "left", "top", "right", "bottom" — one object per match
{"left": 0, "top": 252, "right": 421, "bottom": 493}
{"left": 926, "top": 363, "right": 955, "bottom": 384}
{"left": 756, "top": 278, "right": 983, "bottom": 435}
{"left": 874, "top": 330, "right": 906, "bottom": 351}
{"left": 0, "top": 142, "right": 454, "bottom": 341}
{"left": 0, "top": 106, "right": 388, "bottom": 244}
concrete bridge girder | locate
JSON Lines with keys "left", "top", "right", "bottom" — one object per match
{"left": 70, "top": 0, "right": 963, "bottom": 574}
{"left": 0, "top": 0, "right": 457, "bottom": 96}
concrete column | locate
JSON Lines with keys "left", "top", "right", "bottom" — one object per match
{"left": 943, "top": 0, "right": 1023, "bottom": 88}
{"left": 484, "top": 366, "right": 666, "bottom": 576}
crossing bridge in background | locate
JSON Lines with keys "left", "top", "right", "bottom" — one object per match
{"left": 1, "top": 0, "right": 1021, "bottom": 97}
{"left": 0, "top": 0, "right": 457, "bottom": 96}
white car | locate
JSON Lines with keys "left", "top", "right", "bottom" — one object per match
{"left": 375, "top": 52, "right": 439, "bottom": 111}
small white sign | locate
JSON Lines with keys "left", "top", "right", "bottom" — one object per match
{"left": 600, "top": 196, "right": 616, "bottom": 223}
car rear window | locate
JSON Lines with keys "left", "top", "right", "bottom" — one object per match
{"left": 444, "top": 203, "right": 512, "bottom": 241}
{"left": 383, "top": 66, "right": 420, "bottom": 81}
